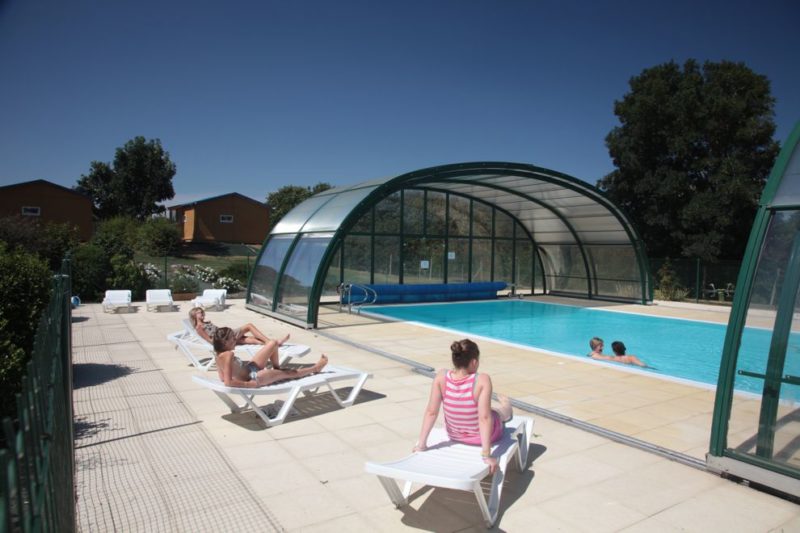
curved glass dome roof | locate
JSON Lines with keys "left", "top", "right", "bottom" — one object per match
{"left": 247, "top": 162, "right": 651, "bottom": 328}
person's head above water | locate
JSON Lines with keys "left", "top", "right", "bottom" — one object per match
{"left": 589, "top": 337, "right": 603, "bottom": 352}
{"left": 611, "top": 341, "right": 626, "bottom": 356}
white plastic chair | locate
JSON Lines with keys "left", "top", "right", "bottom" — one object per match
{"left": 102, "top": 290, "right": 132, "bottom": 313}
{"left": 190, "top": 289, "right": 227, "bottom": 311}
{"left": 145, "top": 289, "right": 174, "bottom": 312}
{"left": 365, "top": 416, "right": 533, "bottom": 528}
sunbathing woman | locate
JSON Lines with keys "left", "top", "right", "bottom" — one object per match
{"left": 189, "top": 307, "right": 287, "bottom": 347}
{"left": 413, "top": 339, "right": 513, "bottom": 474}
{"left": 212, "top": 327, "right": 328, "bottom": 388}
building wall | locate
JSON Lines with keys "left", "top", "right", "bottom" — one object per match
{"left": 191, "top": 196, "right": 268, "bottom": 244}
{"left": 0, "top": 181, "right": 93, "bottom": 240}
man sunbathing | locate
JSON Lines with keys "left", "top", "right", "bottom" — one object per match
{"left": 212, "top": 327, "right": 327, "bottom": 388}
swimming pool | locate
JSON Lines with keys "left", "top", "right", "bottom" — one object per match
{"left": 365, "top": 299, "right": 799, "bottom": 396}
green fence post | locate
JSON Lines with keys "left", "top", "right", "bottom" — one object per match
{"left": 164, "top": 255, "right": 168, "bottom": 288}
{"left": 695, "top": 257, "right": 700, "bottom": 303}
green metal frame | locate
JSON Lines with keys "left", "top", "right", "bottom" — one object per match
{"left": 708, "top": 122, "right": 800, "bottom": 481}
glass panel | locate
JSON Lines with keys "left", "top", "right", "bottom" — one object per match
{"left": 447, "top": 238, "right": 470, "bottom": 283}
{"left": 495, "top": 210, "right": 514, "bottom": 239}
{"left": 403, "top": 237, "right": 444, "bottom": 284}
{"left": 494, "top": 240, "right": 513, "bottom": 284}
{"left": 539, "top": 244, "right": 587, "bottom": 294}
{"left": 320, "top": 244, "right": 341, "bottom": 302}
{"left": 472, "top": 202, "right": 492, "bottom": 237}
{"left": 448, "top": 195, "right": 471, "bottom": 236}
{"left": 271, "top": 196, "right": 330, "bottom": 234}
{"left": 249, "top": 234, "right": 295, "bottom": 308}
{"left": 302, "top": 187, "right": 376, "bottom": 233}
{"left": 403, "top": 190, "right": 425, "bottom": 235}
{"left": 471, "top": 238, "right": 491, "bottom": 282}
{"left": 586, "top": 245, "right": 642, "bottom": 300}
{"left": 275, "top": 233, "right": 333, "bottom": 320}
{"left": 374, "top": 236, "right": 400, "bottom": 284}
{"left": 351, "top": 207, "right": 372, "bottom": 233}
{"left": 343, "top": 235, "right": 372, "bottom": 285}
{"left": 426, "top": 191, "right": 447, "bottom": 236}
{"left": 374, "top": 192, "right": 401, "bottom": 234}
{"left": 772, "top": 141, "right": 800, "bottom": 207}
{"left": 515, "top": 239, "right": 533, "bottom": 292}
{"left": 729, "top": 211, "right": 800, "bottom": 464}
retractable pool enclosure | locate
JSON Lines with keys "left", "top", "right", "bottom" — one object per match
{"left": 247, "top": 162, "right": 651, "bottom": 328}
{"left": 709, "top": 123, "right": 800, "bottom": 497}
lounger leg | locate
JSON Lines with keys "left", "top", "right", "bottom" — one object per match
{"left": 376, "top": 476, "right": 412, "bottom": 508}
{"left": 475, "top": 459, "right": 508, "bottom": 528}
{"left": 326, "top": 372, "right": 369, "bottom": 407}
{"left": 240, "top": 386, "right": 302, "bottom": 427}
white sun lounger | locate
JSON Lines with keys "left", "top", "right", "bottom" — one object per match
{"left": 364, "top": 416, "right": 533, "bottom": 528}
{"left": 190, "top": 289, "right": 227, "bottom": 311}
{"left": 145, "top": 289, "right": 174, "bottom": 312}
{"left": 166, "top": 320, "right": 310, "bottom": 371}
{"left": 192, "top": 365, "right": 372, "bottom": 427}
{"left": 102, "top": 290, "right": 132, "bottom": 313}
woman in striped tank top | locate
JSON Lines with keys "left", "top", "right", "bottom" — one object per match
{"left": 413, "top": 339, "right": 513, "bottom": 474}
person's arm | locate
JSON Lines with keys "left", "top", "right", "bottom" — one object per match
{"left": 195, "top": 322, "right": 212, "bottom": 343}
{"left": 624, "top": 354, "right": 647, "bottom": 367}
{"left": 476, "top": 374, "right": 499, "bottom": 474}
{"left": 414, "top": 371, "right": 444, "bottom": 452}
{"left": 590, "top": 353, "right": 616, "bottom": 362}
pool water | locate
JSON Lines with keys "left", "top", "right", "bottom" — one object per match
{"left": 366, "top": 299, "right": 800, "bottom": 396}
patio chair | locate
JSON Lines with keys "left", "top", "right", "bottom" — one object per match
{"left": 364, "top": 416, "right": 533, "bottom": 528}
{"left": 190, "top": 289, "right": 227, "bottom": 311}
{"left": 192, "top": 365, "right": 372, "bottom": 427}
{"left": 167, "top": 319, "right": 309, "bottom": 371}
{"left": 102, "top": 290, "right": 132, "bottom": 313}
{"left": 146, "top": 289, "right": 174, "bottom": 312}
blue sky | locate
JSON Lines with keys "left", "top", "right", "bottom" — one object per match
{"left": 1, "top": 0, "right": 797, "bottom": 206}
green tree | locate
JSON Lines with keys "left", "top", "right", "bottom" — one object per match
{"left": 137, "top": 217, "right": 181, "bottom": 256}
{"left": 76, "top": 136, "right": 176, "bottom": 220}
{"left": 266, "top": 182, "right": 332, "bottom": 230}
{"left": 598, "top": 59, "right": 780, "bottom": 261}
{"left": 93, "top": 216, "right": 138, "bottom": 259}
{"left": 0, "top": 216, "right": 79, "bottom": 270}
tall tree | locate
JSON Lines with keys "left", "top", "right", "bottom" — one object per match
{"left": 76, "top": 136, "right": 176, "bottom": 220}
{"left": 266, "top": 182, "right": 332, "bottom": 230}
{"left": 598, "top": 59, "right": 779, "bottom": 261}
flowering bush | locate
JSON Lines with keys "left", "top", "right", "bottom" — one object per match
{"left": 193, "top": 264, "right": 219, "bottom": 283}
{"left": 213, "top": 276, "right": 242, "bottom": 292}
{"left": 141, "top": 263, "right": 162, "bottom": 283}
{"left": 171, "top": 264, "right": 194, "bottom": 276}
{"left": 169, "top": 273, "right": 199, "bottom": 293}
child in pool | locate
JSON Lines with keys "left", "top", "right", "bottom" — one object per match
{"left": 413, "top": 339, "right": 513, "bottom": 474}
{"left": 588, "top": 337, "right": 646, "bottom": 367}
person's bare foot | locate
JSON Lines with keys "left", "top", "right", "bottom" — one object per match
{"left": 497, "top": 393, "right": 513, "bottom": 422}
{"left": 312, "top": 354, "right": 328, "bottom": 373}
{"left": 278, "top": 333, "right": 290, "bottom": 346}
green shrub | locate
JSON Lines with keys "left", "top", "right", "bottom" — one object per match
{"left": 71, "top": 243, "right": 112, "bottom": 301}
{"left": 655, "top": 259, "right": 687, "bottom": 301}
{"left": 108, "top": 255, "right": 151, "bottom": 300}
{"left": 93, "top": 216, "right": 138, "bottom": 259}
{"left": 0, "top": 243, "right": 51, "bottom": 419}
{"left": 219, "top": 261, "right": 250, "bottom": 284}
{"left": 0, "top": 216, "right": 79, "bottom": 270}
{"left": 169, "top": 273, "right": 199, "bottom": 293}
{"left": 137, "top": 218, "right": 181, "bottom": 256}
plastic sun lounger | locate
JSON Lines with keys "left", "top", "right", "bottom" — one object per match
{"left": 192, "top": 365, "right": 372, "bottom": 427}
{"left": 190, "top": 289, "right": 227, "bottom": 311}
{"left": 102, "top": 290, "right": 132, "bottom": 313}
{"left": 146, "top": 289, "right": 174, "bottom": 312}
{"left": 364, "top": 416, "right": 533, "bottom": 528}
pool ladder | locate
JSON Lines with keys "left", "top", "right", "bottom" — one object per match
{"left": 338, "top": 283, "right": 378, "bottom": 314}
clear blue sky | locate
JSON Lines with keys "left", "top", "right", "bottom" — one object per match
{"left": 1, "top": 0, "right": 797, "bottom": 206}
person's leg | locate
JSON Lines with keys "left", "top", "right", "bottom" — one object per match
{"left": 238, "top": 323, "right": 269, "bottom": 344}
{"left": 494, "top": 393, "right": 513, "bottom": 423}
{"left": 249, "top": 340, "right": 281, "bottom": 370}
{"left": 255, "top": 355, "right": 328, "bottom": 386}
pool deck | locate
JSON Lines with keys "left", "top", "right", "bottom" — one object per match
{"left": 73, "top": 298, "right": 800, "bottom": 531}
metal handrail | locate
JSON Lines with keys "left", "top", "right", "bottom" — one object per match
{"left": 338, "top": 283, "right": 378, "bottom": 314}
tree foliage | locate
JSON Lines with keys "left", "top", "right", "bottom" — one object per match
{"left": 598, "top": 59, "right": 780, "bottom": 261}
{"left": 137, "top": 217, "right": 182, "bottom": 256}
{"left": 76, "top": 136, "right": 176, "bottom": 220}
{"left": 266, "top": 182, "right": 332, "bottom": 230}
{"left": 0, "top": 216, "right": 79, "bottom": 270}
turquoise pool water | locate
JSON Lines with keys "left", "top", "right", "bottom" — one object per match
{"left": 366, "top": 300, "right": 800, "bottom": 396}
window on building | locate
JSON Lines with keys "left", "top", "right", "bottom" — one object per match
{"left": 220, "top": 214, "right": 234, "bottom": 223}
{"left": 21, "top": 206, "right": 41, "bottom": 216}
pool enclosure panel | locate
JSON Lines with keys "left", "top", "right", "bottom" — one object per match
{"left": 708, "top": 122, "right": 800, "bottom": 496}
{"left": 248, "top": 162, "right": 651, "bottom": 328}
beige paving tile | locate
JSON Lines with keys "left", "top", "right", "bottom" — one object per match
{"left": 281, "top": 431, "right": 352, "bottom": 459}
{"left": 266, "top": 484, "right": 354, "bottom": 529}
{"left": 302, "top": 450, "right": 369, "bottom": 483}
{"left": 538, "top": 486, "right": 650, "bottom": 533}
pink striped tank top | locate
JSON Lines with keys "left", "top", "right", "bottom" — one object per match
{"left": 442, "top": 371, "right": 480, "bottom": 443}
